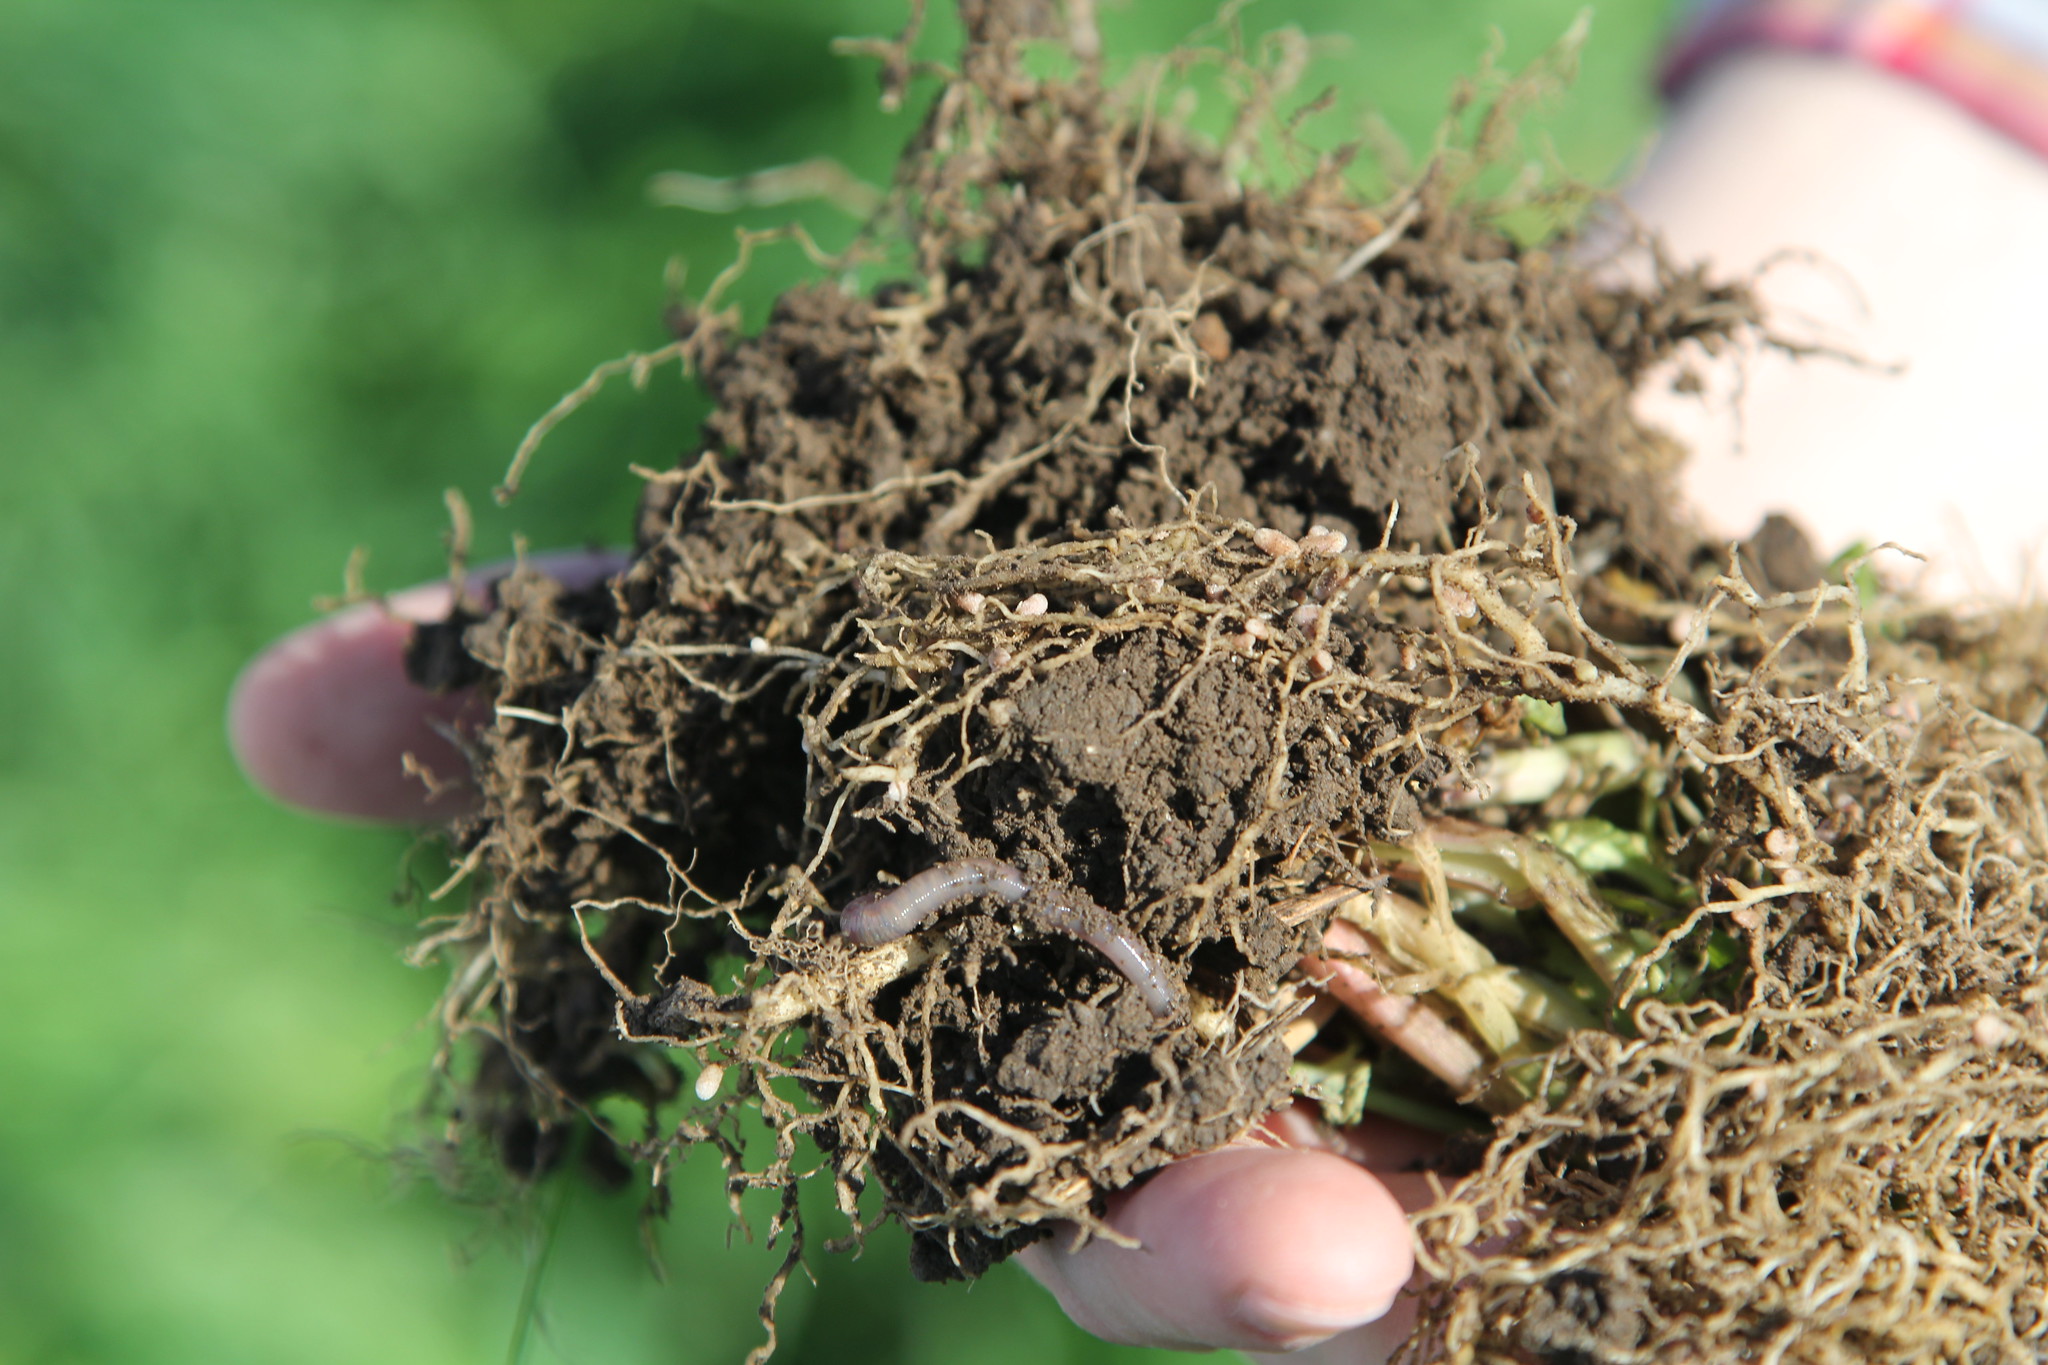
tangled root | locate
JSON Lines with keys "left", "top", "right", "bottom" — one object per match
{"left": 393, "top": 8, "right": 2048, "bottom": 1362}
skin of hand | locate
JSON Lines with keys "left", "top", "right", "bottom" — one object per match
{"left": 228, "top": 558, "right": 1429, "bottom": 1359}
{"left": 228, "top": 550, "right": 626, "bottom": 823}
{"left": 1624, "top": 51, "right": 2048, "bottom": 601}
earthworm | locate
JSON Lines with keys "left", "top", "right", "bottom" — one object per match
{"left": 1029, "top": 897, "right": 1180, "bottom": 1017}
{"left": 839, "top": 859, "right": 1030, "bottom": 945}
{"left": 838, "top": 858, "right": 1180, "bottom": 1016}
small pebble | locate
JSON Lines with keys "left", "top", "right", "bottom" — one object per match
{"left": 1439, "top": 583, "right": 1477, "bottom": 618}
{"left": 1190, "top": 312, "right": 1232, "bottom": 364}
{"left": 1244, "top": 617, "right": 1271, "bottom": 640}
{"left": 1232, "top": 631, "right": 1258, "bottom": 657}
{"left": 1252, "top": 527, "right": 1298, "bottom": 559}
{"left": 951, "top": 590, "right": 985, "bottom": 614}
{"left": 1307, "top": 648, "right": 1335, "bottom": 678}
{"left": 1763, "top": 827, "right": 1797, "bottom": 860}
{"left": 987, "top": 645, "right": 1014, "bottom": 670}
{"left": 1974, "top": 1014, "right": 2015, "bottom": 1050}
{"left": 1015, "top": 592, "right": 1049, "bottom": 617}
{"left": 1291, "top": 603, "right": 1320, "bottom": 632}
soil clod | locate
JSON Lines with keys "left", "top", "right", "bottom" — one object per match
{"left": 398, "top": 11, "right": 2048, "bottom": 1363}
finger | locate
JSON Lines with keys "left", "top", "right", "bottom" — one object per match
{"left": 1235, "top": 1107, "right": 1438, "bottom": 1365}
{"left": 1239, "top": 1294, "right": 1420, "bottom": 1365}
{"left": 227, "top": 549, "right": 626, "bottom": 823}
{"left": 1016, "top": 1144, "right": 1414, "bottom": 1353}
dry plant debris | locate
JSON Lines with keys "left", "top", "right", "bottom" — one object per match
{"left": 394, "top": 6, "right": 2048, "bottom": 1362}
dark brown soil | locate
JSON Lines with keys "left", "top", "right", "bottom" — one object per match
{"left": 391, "top": 10, "right": 2048, "bottom": 1364}
{"left": 411, "top": 6, "right": 1751, "bottom": 1269}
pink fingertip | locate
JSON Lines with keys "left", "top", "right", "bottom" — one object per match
{"left": 1240, "top": 1292, "right": 1422, "bottom": 1365}
{"left": 1019, "top": 1146, "right": 1414, "bottom": 1352}
{"left": 228, "top": 600, "right": 484, "bottom": 823}
{"left": 228, "top": 549, "right": 626, "bottom": 824}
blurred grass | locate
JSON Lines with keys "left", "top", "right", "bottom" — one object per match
{"left": 0, "top": 2, "right": 1668, "bottom": 1362}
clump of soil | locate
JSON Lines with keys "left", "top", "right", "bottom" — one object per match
{"left": 400, "top": 8, "right": 2048, "bottom": 1363}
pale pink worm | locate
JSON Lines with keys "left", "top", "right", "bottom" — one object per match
{"left": 839, "top": 858, "right": 1179, "bottom": 1016}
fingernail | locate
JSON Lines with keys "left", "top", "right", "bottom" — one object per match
{"left": 1233, "top": 1287, "right": 1388, "bottom": 1347}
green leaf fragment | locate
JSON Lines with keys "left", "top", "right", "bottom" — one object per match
{"left": 1826, "top": 539, "right": 1883, "bottom": 609}
{"left": 1518, "top": 695, "right": 1567, "bottom": 736}
{"left": 1292, "top": 1045, "right": 1485, "bottom": 1133}
{"left": 1362, "top": 1087, "right": 1489, "bottom": 1134}
{"left": 1544, "top": 816, "right": 1690, "bottom": 905}
{"left": 1292, "top": 1048, "right": 1375, "bottom": 1128}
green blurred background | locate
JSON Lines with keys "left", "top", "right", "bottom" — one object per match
{"left": 0, "top": 3, "right": 1670, "bottom": 1362}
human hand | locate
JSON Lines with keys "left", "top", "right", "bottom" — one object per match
{"left": 228, "top": 556, "right": 1427, "bottom": 1360}
{"left": 1622, "top": 51, "right": 2048, "bottom": 600}
{"left": 228, "top": 550, "right": 627, "bottom": 823}
{"left": 1017, "top": 1105, "right": 1426, "bottom": 1362}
